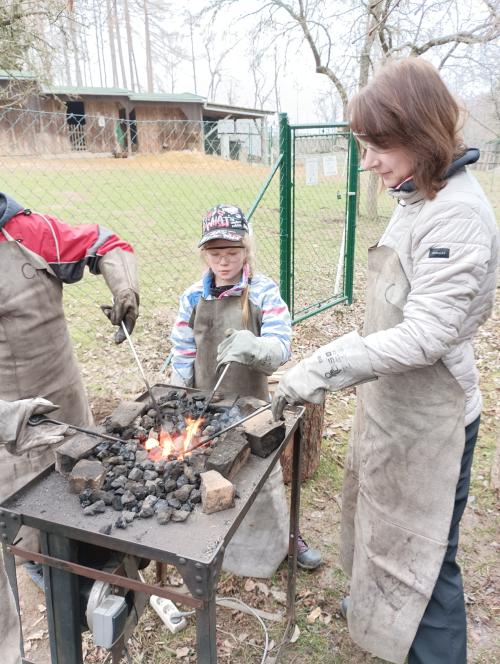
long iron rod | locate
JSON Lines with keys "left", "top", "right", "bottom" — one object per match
{"left": 28, "top": 416, "right": 125, "bottom": 445}
{"left": 7, "top": 544, "right": 204, "bottom": 608}
{"left": 187, "top": 403, "right": 273, "bottom": 454}
{"left": 197, "top": 363, "right": 230, "bottom": 421}
{"left": 120, "top": 322, "right": 162, "bottom": 420}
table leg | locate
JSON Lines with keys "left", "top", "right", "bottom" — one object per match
{"left": 196, "top": 594, "right": 217, "bottom": 663}
{"left": 287, "top": 426, "right": 303, "bottom": 624}
{"left": 40, "top": 531, "right": 83, "bottom": 664}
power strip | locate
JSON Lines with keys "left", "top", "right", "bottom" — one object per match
{"left": 150, "top": 595, "right": 188, "bottom": 634}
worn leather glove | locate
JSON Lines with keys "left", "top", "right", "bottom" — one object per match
{"left": 217, "top": 329, "right": 284, "bottom": 376}
{"left": 0, "top": 398, "right": 68, "bottom": 455}
{"left": 99, "top": 248, "right": 140, "bottom": 344}
{"left": 101, "top": 289, "right": 139, "bottom": 343}
{"left": 271, "top": 331, "right": 375, "bottom": 420}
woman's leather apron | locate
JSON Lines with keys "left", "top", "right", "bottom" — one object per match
{"left": 0, "top": 228, "right": 92, "bottom": 502}
{"left": 340, "top": 244, "right": 465, "bottom": 663}
{"left": 191, "top": 296, "right": 289, "bottom": 577}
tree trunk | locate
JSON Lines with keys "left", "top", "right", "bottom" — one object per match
{"left": 143, "top": 0, "right": 153, "bottom": 92}
{"left": 106, "top": 0, "right": 119, "bottom": 87}
{"left": 280, "top": 402, "right": 324, "bottom": 485}
{"left": 113, "top": 0, "right": 128, "bottom": 88}
{"left": 123, "top": 0, "right": 136, "bottom": 91}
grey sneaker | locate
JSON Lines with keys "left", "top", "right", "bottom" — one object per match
{"left": 297, "top": 534, "right": 322, "bottom": 570}
{"left": 340, "top": 596, "right": 349, "bottom": 619}
{"left": 23, "top": 561, "right": 44, "bottom": 591}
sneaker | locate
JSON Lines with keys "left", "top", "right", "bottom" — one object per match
{"left": 340, "top": 596, "right": 349, "bottom": 619}
{"left": 296, "top": 534, "right": 322, "bottom": 570}
{"left": 23, "top": 561, "right": 44, "bottom": 591}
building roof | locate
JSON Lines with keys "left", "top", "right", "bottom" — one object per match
{"left": 203, "top": 102, "right": 275, "bottom": 119}
{"left": 129, "top": 92, "right": 206, "bottom": 103}
{"left": 41, "top": 85, "right": 130, "bottom": 97}
{"left": 0, "top": 70, "right": 37, "bottom": 81}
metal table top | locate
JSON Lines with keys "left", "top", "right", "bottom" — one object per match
{"left": 1, "top": 409, "right": 302, "bottom": 567}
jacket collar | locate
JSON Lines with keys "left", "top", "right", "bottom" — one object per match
{"left": 386, "top": 148, "right": 480, "bottom": 204}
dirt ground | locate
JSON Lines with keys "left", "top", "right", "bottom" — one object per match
{"left": 11, "top": 288, "right": 499, "bottom": 664}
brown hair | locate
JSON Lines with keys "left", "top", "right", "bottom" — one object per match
{"left": 349, "top": 58, "right": 465, "bottom": 199}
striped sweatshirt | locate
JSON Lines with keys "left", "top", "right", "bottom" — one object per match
{"left": 170, "top": 269, "right": 292, "bottom": 386}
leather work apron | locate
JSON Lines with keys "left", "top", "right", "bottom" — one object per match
{"left": 192, "top": 295, "right": 289, "bottom": 577}
{"left": 0, "top": 229, "right": 92, "bottom": 503}
{"left": 340, "top": 245, "right": 465, "bottom": 664}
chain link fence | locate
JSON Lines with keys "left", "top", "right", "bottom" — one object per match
{"left": 0, "top": 107, "right": 287, "bottom": 397}
{"left": 1, "top": 106, "right": 496, "bottom": 402}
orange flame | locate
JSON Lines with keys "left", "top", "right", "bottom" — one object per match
{"left": 144, "top": 416, "right": 204, "bottom": 461}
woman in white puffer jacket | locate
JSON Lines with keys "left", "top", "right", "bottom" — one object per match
{"left": 273, "top": 58, "right": 498, "bottom": 664}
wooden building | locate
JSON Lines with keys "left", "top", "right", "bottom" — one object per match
{"left": 0, "top": 73, "right": 274, "bottom": 159}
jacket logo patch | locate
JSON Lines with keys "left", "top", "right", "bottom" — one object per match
{"left": 429, "top": 247, "right": 450, "bottom": 258}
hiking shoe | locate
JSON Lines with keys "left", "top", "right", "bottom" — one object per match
{"left": 340, "top": 596, "right": 349, "bottom": 619}
{"left": 297, "top": 534, "right": 322, "bottom": 570}
{"left": 23, "top": 561, "right": 44, "bottom": 591}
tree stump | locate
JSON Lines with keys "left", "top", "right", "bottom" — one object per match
{"left": 280, "top": 402, "right": 324, "bottom": 484}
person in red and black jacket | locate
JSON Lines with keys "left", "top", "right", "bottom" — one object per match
{"left": 0, "top": 192, "right": 140, "bottom": 664}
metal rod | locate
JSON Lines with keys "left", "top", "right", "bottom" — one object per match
{"left": 191, "top": 403, "right": 272, "bottom": 451}
{"left": 197, "top": 363, "right": 231, "bottom": 421}
{"left": 8, "top": 544, "right": 204, "bottom": 608}
{"left": 28, "top": 416, "right": 125, "bottom": 444}
{"left": 120, "top": 321, "right": 162, "bottom": 421}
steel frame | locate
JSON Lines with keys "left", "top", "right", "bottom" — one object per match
{"left": 1, "top": 408, "right": 304, "bottom": 664}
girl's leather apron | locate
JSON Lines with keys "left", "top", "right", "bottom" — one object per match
{"left": 191, "top": 296, "right": 289, "bottom": 577}
{"left": 340, "top": 244, "right": 465, "bottom": 663}
{"left": 0, "top": 229, "right": 92, "bottom": 502}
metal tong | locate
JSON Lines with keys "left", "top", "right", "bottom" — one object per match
{"left": 28, "top": 415, "right": 125, "bottom": 445}
{"left": 120, "top": 321, "right": 162, "bottom": 427}
{"left": 197, "top": 363, "right": 231, "bottom": 421}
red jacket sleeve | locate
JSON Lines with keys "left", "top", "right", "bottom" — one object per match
{"left": 1, "top": 211, "right": 134, "bottom": 283}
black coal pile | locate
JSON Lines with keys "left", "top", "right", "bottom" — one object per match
{"left": 77, "top": 389, "right": 243, "bottom": 531}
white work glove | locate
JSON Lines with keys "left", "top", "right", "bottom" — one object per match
{"left": 0, "top": 398, "right": 68, "bottom": 455}
{"left": 217, "top": 329, "right": 284, "bottom": 376}
{"left": 271, "top": 331, "right": 375, "bottom": 420}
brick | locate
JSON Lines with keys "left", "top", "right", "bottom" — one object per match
{"left": 242, "top": 411, "right": 286, "bottom": 458}
{"left": 206, "top": 430, "right": 250, "bottom": 480}
{"left": 69, "top": 459, "right": 106, "bottom": 494}
{"left": 105, "top": 400, "right": 148, "bottom": 432}
{"left": 200, "top": 470, "right": 235, "bottom": 514}
{"left": 55, "top": 432, "right": 99, "bottom": 476}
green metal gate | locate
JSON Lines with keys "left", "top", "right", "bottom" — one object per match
{"left": 278, "top": 112, "right": 358, "bottom": 323}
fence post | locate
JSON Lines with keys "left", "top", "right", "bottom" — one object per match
{"left": 344, "top": 131, "right": 359, "bottom": 304}
{"left": 279, "top": 112, "right": 292, "bottom": 310}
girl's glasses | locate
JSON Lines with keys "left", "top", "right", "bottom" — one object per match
{"left": 204, "top": 248, "right": 244, "bottom": 263}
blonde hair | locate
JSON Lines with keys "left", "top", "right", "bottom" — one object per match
{"left": 200, "top": 233, "right": 256, "bottom": 330}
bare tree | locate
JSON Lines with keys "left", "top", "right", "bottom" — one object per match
{"left": 112, "top": 0, "right": 128, "bottom": 88}
{"left": 143, "top": 0, "right": 154, "bottom": 92}
{"left": 105, "top": 0, "right": 119, "bottom": 87}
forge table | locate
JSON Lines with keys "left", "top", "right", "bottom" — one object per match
{"left": 0, "top": 407, "right": 305, "bottom": 664}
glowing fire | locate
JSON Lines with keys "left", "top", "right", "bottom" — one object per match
{"left": 144, "top": 416, "right": 204, "bottom": 461}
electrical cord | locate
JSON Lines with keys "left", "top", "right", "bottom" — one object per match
{"left": 169, "top": 596, "right": 271, "bottom": 663}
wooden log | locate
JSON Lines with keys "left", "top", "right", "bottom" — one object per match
{"left": 280, "top": 402, "right": 324, "bottom": 484}
{"left": 268, "top": 364, "right": 324, "bottom": 485}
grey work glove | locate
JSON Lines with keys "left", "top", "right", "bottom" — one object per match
{"left": 99, "top": 248, "right": 140, "bottom": 344}
{"left": 217, "top": 329, "right": 285, "bottom": 376}
{"left": 0, "top": 398, "right": 68, "bottom": 455}
{"left": 271, "top": 331, "right": 375, "bottom": 420}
